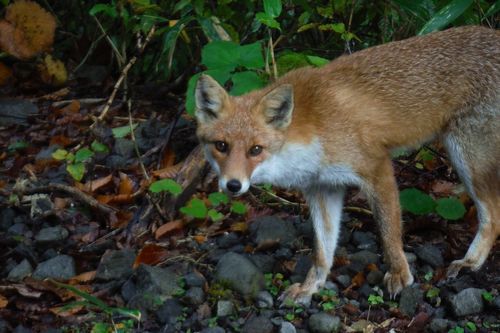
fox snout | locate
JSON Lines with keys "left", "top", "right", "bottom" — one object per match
{"left": 219, "top": 177, "right": 250, "bottom": 196}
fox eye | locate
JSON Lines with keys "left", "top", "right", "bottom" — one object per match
{"left": 249, "top": 145, "right": 263, "bottom": 156}
{"left": 214, "top": 141, "right": 228, "bottom": 153}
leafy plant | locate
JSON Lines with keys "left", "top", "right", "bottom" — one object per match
{"left": 481, "top": 291, "right": 494, "bottom": 302}
{"left": 264, "top": 272, "right": 290, "bottom": 297}
{"left": 149, "top": 179, "right": 182, "bottom": 196}
{"left": 448, "top": 326, "right": 465, "bottom": 333}
{"left": 316, "top": 288, "right": 338, "bottom": 311}
{"left": 367, "top": 294, "right": 384, "bottom": 306}
{"left": 52, "top": 143, "right": 108, "bottom": 181}
{"left": 400, "top": 188, "right": 466, "bottom": 220}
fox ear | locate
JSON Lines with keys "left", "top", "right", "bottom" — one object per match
{"left": 195, "top": 74, "right": 228, "bottom": 123}
{"left": 260, "top": 84, "right": 294, "bottom": 129}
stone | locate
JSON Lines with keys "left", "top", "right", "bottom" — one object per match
{"left": 293, "top": 255, "right": 313, "bottom": 277}
{"left": 215, "top": 252, "right": 264, "bottom": 297}
{"left": 494, "top": 296, "right": 500, "bottom": 310}
{"left": 33, "top": 255, "right": 75, "bottom": 280}
{"left": 95, "top": 249, "right": 135, "bottom": 281}
{"left": 405, "top": 252, "right": 417, "bottom": 264}
{"left": 256, "top": 290, "right": 274, "bottom": 308}
{"left": 155, "top": 299, "right": 183, "bottom": 325}
{"left": 113, "top": 138, "right": 135, "bottom": 159}
{"left": 308, "top": 312, "right": 341, "bottom": 333}
{"left": 0, "top": 208, "right": 15, "bottom": 231}
{"left": 352, "top": 231, "right": 376, "bottom": 247}
{"left": 324, "top": 281, "right": 339, "bottom": 293}
{"left": 35, "top": 226, "right": 68, "bottom": 243}
{"left": 248, "top": 254, "right": 276, "bottom": 273}
{"left": 251, "top": 216, "right": 298, "bottom": 247}
{"left": 216, "top": 232, "right": 240, "bottom": 248}
{"left": 134, "top": 264, "right": 178, "bottom": 298}
{"left": 448, "top": 288, "right": 484, "bottom": 316}
{"left": 428, "top": 318, "right": 449, "bottom": 333}
{"left": 7, "top": 259, "right": 32, "bottom": 281}
{"left": 241, "top": 315, "right": 274, "bottom": 333}
{"left": 183, "top": 287, "right": 205, "bottom": 305}
{"left": 336, "top": 275, "right": 351, "bottom": 288}
{"left": 349, "top": 250, "right": 379, "bottom": 266}
{"left": 366, "top": 270, "right": 384, "bottom": 286}
{"left": 201, "top": 328, "right": 225, "bottom": 333}
{"left": 280, "top": 321, "right": 297, "bottom": 333}
{"left": 399, "top": 285, "right": 424, "bottom": 317}
{"left": 217, "top": 300, "right": 234, "bottom": 317}
{"left": 184, "top": 271, "right": 206, "bottom": 288}
{"left": 414, "top": 244, "right": 444, "bottom": 268}
{"left": 0, "top": 99, "right": 38, "bottom": 126}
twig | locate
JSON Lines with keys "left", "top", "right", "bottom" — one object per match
{"left": 92, "top": 16, "right": 124, "bottom": 65}
{"left": 344, "top": 206, "right": 372, "bottom": 216}
{"left": 156, "top": 104, "right": 185, "bottom": 169}
{"left": 73, "top": 33, "right": 106, "bottom": 73}
{"left": 21, "top": 183, "right": 117, "bottom": 215}
{"left": 268, "top": 30, "right": 278, "bottom": 80}
{"left": 91, "top": 26, "right": 156, "bottom": 128}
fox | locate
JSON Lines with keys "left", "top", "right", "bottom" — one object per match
{"left": 194, "top": 25, "right": 500, "bottom": 305}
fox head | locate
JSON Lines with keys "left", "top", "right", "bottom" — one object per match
{"left": 195, "top": 74, "right": 294, "bottom": 196}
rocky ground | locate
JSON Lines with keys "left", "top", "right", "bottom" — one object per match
{"left": 0, "top": 99, "right": 498, "bottom": 333}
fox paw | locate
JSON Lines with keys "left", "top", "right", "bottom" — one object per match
{"left": 384, "top": 269, "right": 414, "bottom": 298}
{"left": 446, "top": 258, "right": 481, "bottom": 279}
{"left": 278, "top": 283, "right": 314, "bottom": 307}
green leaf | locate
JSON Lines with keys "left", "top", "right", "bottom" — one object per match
{"left": 256, "top": 12, "right": 281, "bottom": 30}
{"left": 8, "top": 140, "right": 29, "bottom": 151}
{"left": 173, "top": 0, "right": 191, "bottom": 13}
{"left": 263, "top": 0, "right": 282, "bottom": 18}
{"left": 67, "top": 162, "right": 85, "bottom": 181}
{"left": 306, "top": 55, "right": 329, "bottom": 67}
{"left": 426, "top": 287, "right": 440, "bottom": 298}
{"left": 230, "top": 71, "right": 266, "bottom": 96}
{"left": 149, "top": 179, "right": 182, "bottom": 195}
{"left": 230, "top": 201, "right": 247, "bottom": 215}
{"left": 418, "top": 0, "right": 474, "bottom": 35}
{"left": 238, "top": 42, "right": 265, "bottom": 69}
{"left": 91, "top": 140, "right": 109, "bottom": 153}
{"left": 466, "top": 322, "right": 477, "bottom": 332}
{"left": 208, "top": 209, "right": 224, "bottom": 222}
{"left": 180, "top": 198, "right": 208, "bottom": 219}
{"left": 208, "top": 192, "right": 229, "bottom": 206}
{"left": 484, "top": 1, "right": 500, "bottom": 18}
{"left": 482, "top": 291, "right": 494, "bottom": 302}
{"left": 202, "top": 40, "right": 240, "bottom": 70}
{"left": 74, "top": 148, "right": 94, "bottom": 163}
{"left": 52, "top": 149, "right": 68, "bottom": 161}
{"left": 332, "top": 22, "right": 345, "bottom": 33}
{"left": 435, "top": 197, "right": 466, "bottom": 220}
{"left": 112, "top": 124, "right": 138, "bottom": 138}
{"left": 400, "top": 188, "right": 436, "bottom": 215}
{"left": 91, "top": 322, "right": 111, "bottom": 333}
{"left": 185, "top": 73, "right": 202, "bottom": 116}
{"left": 317, "top": 6, "right": 334, "bottom": 18}
{"left": 89, "top": 3, "right": 117, "bottom": 17}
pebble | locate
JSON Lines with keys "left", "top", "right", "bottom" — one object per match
{"left": 183, "top": 287, "right": 205, "bottom": 305}
{"left": 155, "top": 299, "right": 183, "bottom": 325}
{"left": 280, "top": 321, "right": 297, "bottom": 333}
{"left": 366, "top": 270, "right": 384, "bottom": 286}
{"left": 428, "top": 318, "right": 449, "bottom": 332}
{"left": 308, "top": 312, "right": 341, "bottom": 333}
{"left": 399, "top": 285, "right": 424, "bottom": 317}
{"left": 336, "top": 274, "right": 351, "bottom": 288}
{"left": 95, "top": 249, "right": 135, "bottom": 281}
{"left": 241, "top": 315, "right": 274, "bottom": 333}
{"left": 217, "top": 300, "right": 234, "bottom": 317}
{"left": 134, "top": 264, "right": 178, "bottom": 298}
{"left": 184, "top": 271, "right": 206, "bottom": 288}
{"left": 448, "top": 288, "right": 484, "bottom": 316}
{"left": 414, "top": 244, "right": 444, "bottom": 268}
{"left": 349, "top": 250, "right": 379, "bottom": 266}
{"left": 7, "top": 259, "right": 32, "bottom": 281}
{"left": 256, "top": 290, "right": 274, "bottom": 308}
{"left": 35, "top": 226, "right": 68, "bottom": 243}
{"left": 33, "top": 255, "right": 75, "bottom": 280}
{"left": 251, "top": 216, "right": 298, "bottom": 247}
{"left": 215, "top": 252, "right": 264, "bottom": 297}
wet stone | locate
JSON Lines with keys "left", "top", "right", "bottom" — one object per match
{"left": 95, "top": 249, "right": 135, "bottom": 281}
{"left": 448, "top": 288, "right": 484, "bottom": 316}
{"left": 216, "top": 300, "right": 234, "bottom": 317}
{"left": 184, "top": 271, "right": 206, "bottom": 288}
{"left": 215, "top": 252, "right": 264, "bottom": 297}
{"left": 308, "top": 312, "right": 341, "bottom": 333}
{"left": 414, "top": 244, "right": 444, "bottom": 268}
{"left": 35, "top": 226, "right": 68, "bottom": 243}
{"left": 428, "top": 318, "right": 449, "bottom": 333}
{"left": 336, "top": 274, "right": 351, "bottom": 288}
{"left": 183, "top": 287, "right": 205, "bottom": 305}
{"left": 33, "top": 255, "right": 75, "bottom": 280}
{"left": 256, "top": 290, "right": 274, "bottom": 308}
{"left": 366, "top": 270, "right": 384, "bottom": 286}
{"left": 241, "top": 315, "right": 274, "bottom": 333}
{"left": 280, "top": 321, "right": 297, "bottom": 333}
{"left": 251, "top": 216, "right": 298, "bottom": 247}
{"left": 7, "top": 259, "right": 32, "bottom": 281}
{"left": 155, "top": 299, "right": 183, "bottom": 325}
{"left": 349, "top": 250, "right": 379, "bottom": 266}
{"left": 399, "top": 285, "right": 424, "bottom": 317}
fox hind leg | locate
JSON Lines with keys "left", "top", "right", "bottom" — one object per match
{"left": 443, "top": 104, "right": 500, "bottom": 278}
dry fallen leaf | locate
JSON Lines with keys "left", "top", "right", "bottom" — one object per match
{"left": 133, "top": 243, "right": 169, "bottom": 268}
{"left": 155, "top": 219, "right": 184, "bottom": 239}
{"left": 68, "top": 271, "right": 96, "bottom": 284}
{"left": 0, "top": 294, "right": 8, "bottom": 308}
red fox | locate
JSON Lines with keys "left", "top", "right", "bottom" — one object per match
{"left": 194, "top": 26, "right": 500, "bottom": 305}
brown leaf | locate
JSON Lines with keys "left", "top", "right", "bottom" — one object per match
{"left": 68, "top": 271, "right": 96, "bottom": 284}
{"left": 0, "top": 294, "right": 8, "bottom": 308}
{"left": 193, "top": 235, "right": 207, "bottom": 244}
{"left": 153, "top": 163, "right": 182, "bottom": 179}
{"left": 0, "top": 61, "right": 12, "bottom": 86}
{"left": 351, "top": 271, "right": 365, "bottom": 287}
{"left": 110, "top": 211, "right": 133, "bottom": 229}
{"left": 82, "top": 174, "right": 113, "bottom": 193}
{"left": 133, "top": 243, "right": 169, "bottom": 268}
{"left": 160, "top": 148, "right": 176, "bottom": 168}
{"left": 50, "top": 303, "right": 84, "bottom": 317}
{"left": 119, "top": 172, "right": 134, "bottom": 195}
{"left": 230, "top": 222, "right": 248, "bottom": 233}
{"left": 366, "top": 263, "right": 378, "bottom": 272}
{"left": 155, "top": 219, "right": 184, "bottom": 239}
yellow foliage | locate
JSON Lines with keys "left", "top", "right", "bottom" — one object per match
{"left": 39, "top": 54, "right": 67, "bottom": 86}
{"left": 0, "top": 62, "right": 13, "bottom": 86}
{"left": 0, "top": 0, "right": 56, "bottom": 59}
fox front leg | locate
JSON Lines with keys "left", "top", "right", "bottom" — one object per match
{"left": 279, "top": 189, "right": 344, "bottom": 306}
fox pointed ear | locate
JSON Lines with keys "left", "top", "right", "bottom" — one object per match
{"left": 195, "top": 74, "right": 228, "bottom": 123}
{"left": 260, "top": 84, "right": 294, "bottom": 129}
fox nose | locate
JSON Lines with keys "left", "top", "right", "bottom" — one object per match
{"left": 226, "top": 179, "right": 242, "bottom": 193}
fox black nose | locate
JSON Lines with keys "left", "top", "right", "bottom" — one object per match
{"left": 226, "top": 179, "right": 242, "bottom": 193}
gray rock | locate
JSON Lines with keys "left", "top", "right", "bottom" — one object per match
{"left": 113, "top": 138, "right": 135, "bottom": 159}
{"left": 399, "top": 285, "right": 424, "bottom": 317}
{"left": 8, "top": 223, "right": 29, "bottom": 236}
{"left": 448, "top": 288, "right": 484, "bottom": 316}
{"left": 33, "top": 255, "right": 75, "bottom": 280}
{"left": 183, "top": 287, "right": 205, "bottom": 305}
{"left": 7, "top": 259, "right": 32, "bottom": 281}
{"left": 336, "top": 275, "right": 351, "bottom": 288}
{"left": 428, "top": 318, "right": 449, "bottom": 332}
{"left": 405, "top": 252, "right": 417, "bottom": 264}
{"left": 337, "top": 225, "right": 352, "bottom": 246}
{"left": 293, "top": 255, "right": 313, "bottom": 277}
{"left": 0, "top": 208, "right": 15, "bottom": 231}
{"left": 280, "top": 321, "right": 297, "bottom": 333}
{"left": 251, "top": 216, "right": 297, "bottom": 247}
{"left": 324, "top": 281, "right": 339, "bottom": 293}
{"left": 0, "top": 99, "right": 38, "bottom": 126}
{"left": 201, "top": 328, "right": 225, "bottom": 333}
{"left": 95, "top": 249, "right": 135, "bottom": 281}
{"left": 352, "top": 231, "right": 376, "bottom": 247}
{"left": 217, "top": 232, "right": 240, "bottom": 248}
{"left": 215, "top": 252, "right": 264, "bottom": 297}
{"left": 349, "top": 250, "right": 379, "bottom": 266}
{"left": 184, "top": 271, "right": 206, "bottom": 288}
{"left": 13, "top": 325, "right": 32, "bottom": 333}
{"left": 29, "top": 194, "right": 53, "bottom": 219}
{"left": 248, "top": 254, "right": 276, "bottom": 273}
{"left": 494, "top": 296, "right": 500, "bottom": 310}
{"left": 358, "top": 283, "right": 374, "bottom": 298}
{"left": 155, "top": 299, "right": 183, "bottom": 325}
{"left": 35, "top": 226, "right": 68, "bottom": 243}
{"left": 414, "top": 244, "right": 444, "bottom": 268}
{"left": 308, "top": 312, "right": 341, "bottom": 333}
{"left": 0, "top": 319, "right": 9, "bottom": 333}
{"left": 256, "top": 290, "right": 274, "bottom": 308}
{"left": 366, "top": 270, "right": 384, "bottom": 286}
{"left": 134, "top": 264, "right": 178, "bottom": 298}
{"left": 242, "top": 315, "right": 274, "bottom": 333}
{"left": 217, "top": 300, "right": 234, "bottom": 317}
